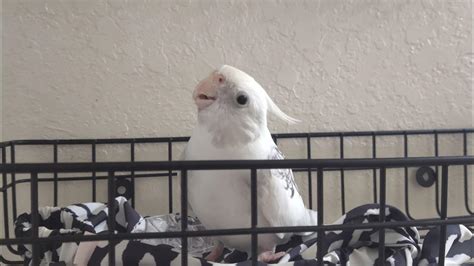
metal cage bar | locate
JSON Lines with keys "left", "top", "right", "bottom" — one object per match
{"left": 0, "top": 128, "right": 473, "bottom": 265}
{"left": 1, "top": 144, "right": 21, "bottom": 261}
{"left": 403, "top": 133, "right": 414, "bottom": 220}
{"left": 0, "top": 172, "right": 171, "bottom": 191}
{"left": 434, "top": 132, "right": 442, "bottom": 217}
{"left": 372, "top": 134, "right": 377, "bottom": 203}
{"left": 438, "top": 165, "right": 449, "bottom": 265}
{"left": 316, "top": 168, "right": 324, "bottom": 265}
{"left": 130, "top": 141, "right": 136, "bottom": 208}
{"left": 378, "top": 167, "right": 387, "bottom": 265}
{"left": 92, "top": 142, "right": 97, "bottom": 202}
{"left": 107, "top": 171, "right": 116, "bottom": 266}
{"left": 5, "top": 128, "right": 473, "bottom": 147}
{"left": 53, "top": 142, "right": 58, "bottom": 206}
{"left": 1, "top": 156, "right": 473, "bottom": 173}
{"left": 30, "top": 172, "right": 39, "bottom": 265}
{"left": 251, "top": 168, "right": 258, "bottom": 265}
{"left": 0, "top": 254, "right": 21, "bottom": 264}
{"left": 307, "top": 135, "right": 313, "bottom": 209}
{"left": 2, "top": 147, "right": 9, "bottom": 241}
{"left": 339, "top": 134, "right": 345, "bottom": 215}
{"left": 168, "top": 140, "right": 173, "bottom": 213}
{"left": 10, "top": 144, "right": 17, "bottom": 220}
{"left": 463, "top": 131, "right": 473, "bottom": 215}
{"left": 181, "top": 170, "right": 188, "bottom": 266}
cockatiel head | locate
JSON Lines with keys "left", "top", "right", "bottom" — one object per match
{"left": 193, "top": 65, "right": 299, "bottom": 147}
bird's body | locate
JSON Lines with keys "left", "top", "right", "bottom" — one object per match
{"left": 184, "top": 65, "right": 316, "bottom": 260}
{"left": 186, "top": 125, "right": 274, "bottom": 252}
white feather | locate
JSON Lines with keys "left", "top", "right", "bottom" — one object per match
{"left": 185, "top": 65, "right": 312, "bottom": 257}
{"left": 265, "top": 92, "right": 301, "bottom": 124}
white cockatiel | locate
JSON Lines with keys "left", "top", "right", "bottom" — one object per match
{"left": 185, "top": 65, "right": 316, "bottom": 262}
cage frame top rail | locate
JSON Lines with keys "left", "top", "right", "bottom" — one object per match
{"left": 0, "top": 128, "right": 473, "bottom": 147}
{"left": 1, "top": 156, "right": 474, "bottom": 173}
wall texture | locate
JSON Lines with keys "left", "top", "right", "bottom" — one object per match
{"left": 1, "top": 1, "right": 3, "bottom": 142}
{"left": 1, "top": 0, "right": 473, "bottom": 261}
{"left": 3, "top": 0, "right": 473, "bottom": 141}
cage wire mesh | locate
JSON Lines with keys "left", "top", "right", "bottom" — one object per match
{"left": 1, "top": 128, "right": 473, "bottom": 265}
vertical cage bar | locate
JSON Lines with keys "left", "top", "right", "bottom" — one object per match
{"left": 403, "top": 133, "right": 413, "bottom": 220}
{"left": 463, "top": 131, "right": 473, "bottom": 214}
{"left": 168, "top": 141, "right": 173, "bottom": 213}
{"left": 372, "top": 134, "right": 377, "bottom": 203}
{"left": 130, "top": 141, "right": 136, "bottom": 208}
{"left": 378, "top": 167, "right": 387, "bottom": 265}
{"left": 30, "top": 172, "right": 39, "bottom": 266}
{"left": 307, "top": 135, "right": 313, "bottom": 209}
{"left": 1, "top": 146, "right": 19, "bottom": 257}
{"left": 438, "top": 165, "right": 449, "bottom": 266}
{"left": 107, "top": 171, "right": 116, "bottom": 266}
{"left": 316, "top": 168, "right": 324, "bottom": 266}
{"left": 53, "top": 142, "right": 58, "bottom": 206}
{"left": 251, "top": 168, "right": 258, "bottom": 266}
{"left": 181, "top": 170, "right": 188, "bottom": 266}
{"left": 11, "top": 144, "right": 17, "bottom": 220}
{"left": 339, "top": 135, "right": 345, "bottom": 215}
{"left": 316, "top": 168, "right": 324, "bottom": 226}
{"left": 1, "top": 147, "right": 10, "bottom": 240}
{"left": 434, "top": 132, "right": 441, "bottom": 216}
{"left": 92, "top": 142, "right": 97, "bottom": 202}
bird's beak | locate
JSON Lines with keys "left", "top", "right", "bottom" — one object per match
{"left": 193, "top": 71, "right": 225, "bottom": 110}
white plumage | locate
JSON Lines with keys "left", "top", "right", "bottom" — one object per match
{"left": 185, "top": 65, "right": 316, "bottom": 260}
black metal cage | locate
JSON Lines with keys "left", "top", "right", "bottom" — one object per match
{"left": 1, "top": 128, "right": 474, "bottom": 265}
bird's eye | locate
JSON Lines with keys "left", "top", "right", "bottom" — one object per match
{"left": 235, "top": 92, "right": 249, "bottom": 106}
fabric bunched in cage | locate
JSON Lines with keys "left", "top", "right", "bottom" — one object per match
{"left": 14, "top": 197, "right": 473, "bottom": 265}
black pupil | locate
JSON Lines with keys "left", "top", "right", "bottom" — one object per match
{"left": 237, "top": 94, "right": 248, "bottom": 105}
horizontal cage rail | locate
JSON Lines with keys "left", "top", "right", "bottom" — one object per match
{"left": 1, "top": 128, "right": 473, "bottom": 147}
{"left": 1, "top": 156, "right": 473, "bottom": 173}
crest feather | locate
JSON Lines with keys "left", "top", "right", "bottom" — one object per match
{"left": 265, "top": 92, "right": 300, "bottom": 124}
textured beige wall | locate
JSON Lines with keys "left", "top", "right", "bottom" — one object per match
{"left": 1, "top": 1, "right": 2, "bottom": 142}
{"left": 2, "top": 0, "right": 473, "bottom": 141}
{"left": 1, "top": 0, "right": 473, "bottom": 261}
{"left": 0, "top": 3, "right": 3, "bottom": 261}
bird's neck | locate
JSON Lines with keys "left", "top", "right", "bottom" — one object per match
{"left": 187, "top": 124, "right": 272, "bottom": 160}
{"left": 197, "top": 113, "right": 268, "bottom": 148}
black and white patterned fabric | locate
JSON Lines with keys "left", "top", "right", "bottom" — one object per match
{"left": 15, "top": 198, "right": 474, "bottom": 265}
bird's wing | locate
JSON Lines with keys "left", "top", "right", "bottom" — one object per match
{"left": 266, "top": 146, "right": 300, "bottom": 197}
{"left": 258, "top": 146, "right": 314, "bottom": 239}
